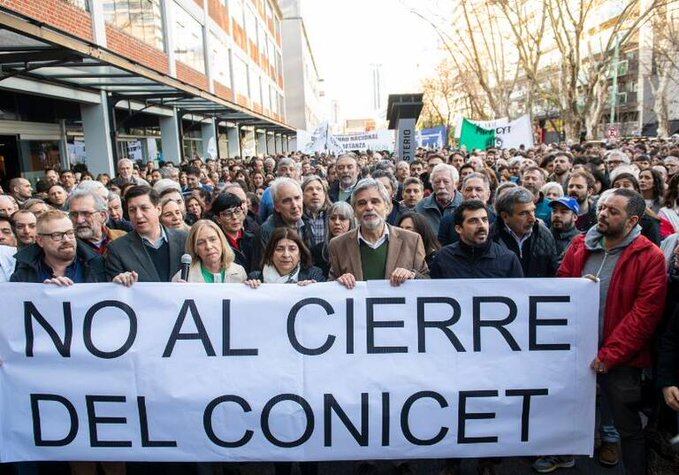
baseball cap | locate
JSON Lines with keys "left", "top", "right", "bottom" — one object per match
{"left": 549, "top": 196, "right": 580, "bottom": 214}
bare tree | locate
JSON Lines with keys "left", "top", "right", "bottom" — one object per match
{"left": 644, "top": 4, "right": 679, "bottom": 137}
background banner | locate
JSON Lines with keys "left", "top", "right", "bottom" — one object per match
{"left": 417, "top": 126, "right": 448, "bottom": 149}
{"left": 0, "top": 279, "right": 597, "bottom": 462}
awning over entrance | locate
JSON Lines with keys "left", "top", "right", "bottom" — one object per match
{"left": 0, "top": 7, "right": 293, "bottom": 135}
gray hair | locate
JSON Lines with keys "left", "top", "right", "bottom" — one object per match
{"left": 117, "top": 158, "right": 133, "bottom": 169}
{"left": 66, "top": 189, "right": 108, "bottom": 212}
{"left": 301, "top": 174, "right": 325, "bottom": 192}
{"left": 604, "top": 149, "right": 630, "bottom": 164}
{"left": 270, "top": 177, "right": 302, "bottom": 202}
{"left": 462, "top": 172, "right": 490, "bottom": 190}
{"left": 495, "top": 186, "right": 534, "bottom": 216}
{"left": 158, "top": 167, "right": 174, "bottom": 179}
{"left": 540, "top": 182, "right": 564, "bottom": 198}
{"left": 276, "top": 157, "right": 295, "bottom": 171}
{"left": 371, "top": 169, "right": 398, "bottom": 196}
{"left": 430, "top": 163, "right": 459, "bottom": 183}
{"left": 154, "top": 178, "right": 181, "bottom": 195}
{"left": 75, "top": 179, "right": 109, "bottom": 198}
{"left": 350, "top": 177, "right": 390, "bottom": 207}
{"left": 107, "top": 192, "right": 122, "bottom": 205}
{"left": 325, "top": 201, "right": 355, "bottom": 243}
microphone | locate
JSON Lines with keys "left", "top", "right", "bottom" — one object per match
{"left": 180, "top": 254, "right": 192, "bottom": 281}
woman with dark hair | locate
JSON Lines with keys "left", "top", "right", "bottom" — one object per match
{"left": 245, "top": 227, "right": 324, "bottom": 286}
{"left": 185, "top": 195, "right": 205, "bottom": 225}
{"left": 397, "top": 212, "right": 441, "bottom": 267}
{"left": 611, "top": 173, "right": 661, "bottom": 245}
{"left": 659, "top": 173, "right": 679, "bottom": 238}
{"left": 638, "top": 168, "right": 664, "bottom": 213}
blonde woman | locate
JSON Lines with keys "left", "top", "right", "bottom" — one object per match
{"left": 172, "top": 219, "right": 246, "bottom": 283}
{"left": 160, "top": 196, "right": 190, "bottom": 232}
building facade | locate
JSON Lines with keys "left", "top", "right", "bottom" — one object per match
{"left": 278, "top": 0, "right": 325, "bottom": 132}
{"left": 0, "top": 0, "right": 294, "bottom": 186}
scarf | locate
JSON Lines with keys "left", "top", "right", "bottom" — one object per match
{"left": 262, "top": 264, "right": 301, "bottom": 283}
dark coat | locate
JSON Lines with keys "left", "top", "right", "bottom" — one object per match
{"left": 415, "top": 191, "right": 463, "bottom": 234}
{"left": 11, "top": 240, "right": 107, "bottom": 283}
{"left": 311, "top": 241, "right": 330, "bottom": 278}
{"left": 105, "top": 227, "right": 187, "bottom": 282}
{"left": 551, "top": 225, "right": 580, "bottom": 257}
{"left": 229, "top": 230, "right": 261, "bottom": 275}
{"left": 438, "top": 207, "right": 497, "bottom": 247}
{"left": 492, "top": 219, "right": 560, "bottom": 277}
{"left": 328, "top": 181, "right": 353, "bottom": 203}
{"left": 257, "top": 213, "right": 314, "bottom": 251}
{"left": 430, "top": 241, "right": 523, "bottom": 279}
{"left": 247, "top": 265, "right": 326, "bottom": 282}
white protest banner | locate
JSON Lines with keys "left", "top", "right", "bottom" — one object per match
{"left": 298, "top": 122, "right": 344, "bottom": 154}
{"left": 0, "top": 279, "right": 597, "bottom": 462}
{"left": 335, "top": 130, "right": 395, "bottom": 152}
{"left": 495, "top": 114, "right": 535, "bottom": 150}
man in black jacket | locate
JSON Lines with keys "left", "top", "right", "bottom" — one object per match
{"left": 549, "top": 196, "right": 580, "bottom": 257}
{"left": 11, "top": 209, "right": 106, "bottom": 284}
{"left": 431, "top": 200, "right": 523, "bottom": 279}
{"left": 492, "top": 187, "right": 559, "bottom": 277}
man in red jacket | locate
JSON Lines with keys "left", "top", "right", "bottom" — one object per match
{"left": 558, "top": 188, "right": 666, "bottom": 475}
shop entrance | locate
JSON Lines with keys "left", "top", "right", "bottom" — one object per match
{"left": 0, "top": 134, "right": 19, "bottom": 190}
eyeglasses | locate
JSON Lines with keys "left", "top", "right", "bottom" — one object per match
{"left": 219, "top": 208, "right": 243, "bottom": 218}
{"left": 68, "top": 210, "right": 98, "bottom": 220}
{"left": 38, "top": 230, "right": 75, "bottom": 241}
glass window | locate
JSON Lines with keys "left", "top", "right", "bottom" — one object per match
{"left": 259, "top": 24, "right": 268, "bottom": 61}
{"left": 250, "top": 72, "right": 261, "bottom": 105}
{"left": 102, "top": 0, "right": 164, "bottom": 50}
{"left": 232, "top": 55, "right": 248, "bottom": 98}
{"left": 268, "top": 38, "right": 275, "bottom": 65}
{"left": 173, "top": 3, "right": 205, "bottom": 73}
{"left": 262, "top": 80, "right": 270, "bottom": 111}
{"left": 210, "top": 33, "right": 231, "bottom": 88}
{"left": 244, "top": 6, "right": 257, "bottom": 43}
{"left": 229, "top": 0, "right": 244, "bottom": 25}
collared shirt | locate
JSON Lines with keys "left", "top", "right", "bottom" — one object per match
{"left": 305, "top": 210, "right": 326, "bottom": 246}
{"left": 225, "top": 229, "right": 244, "bottom": 251}
{"left": 504, "top": 224, "right": 532, "bottom": 258}
{"left": 141, "top": 226, "right": 168, "bottom": 250}
{"left": 357, "top": 224, "right": 390, "bottom": 250}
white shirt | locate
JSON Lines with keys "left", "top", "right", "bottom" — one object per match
{"left": 357, "top": 224, "right": 390, "bottom": 250}
{"left": 0, "top": 245, "right": 17, "bottom": 283}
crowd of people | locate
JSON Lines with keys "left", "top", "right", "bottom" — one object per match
{"left": 1, "top": 138, "right": 679, "bottom": 475}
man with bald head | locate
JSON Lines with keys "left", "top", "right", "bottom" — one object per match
{"left": 9, "top": 177, "right": 33, "bottom": 206}
{"left": 258, "top": 177, "right": 313, "bottom": 250}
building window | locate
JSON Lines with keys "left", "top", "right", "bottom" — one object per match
{"left": 173, "top": 3, "right": 205, "bottom": 73}
{"left": 102, "top": 0, "right": 164, "bottom": 50}
{"left": 250, "top": 72, "right": 261, "bottom": 105}
{"left": 244, "top": 6, "right": 257, "bottom": 44}
{"left": 210, "top": 34, "right": 231, "bottom": 89}
{"left": 232, "top": 55, "right": 248, "bottom": 98}
{"left": 65, "top": 0, "right": 89, "bottom": 11}
{"left": 229, "top": 0, "right": 244, "bottom": 25}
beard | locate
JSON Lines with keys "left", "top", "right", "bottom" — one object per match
{"left": 361, "top": 213, "right": 385, "bottom": 231}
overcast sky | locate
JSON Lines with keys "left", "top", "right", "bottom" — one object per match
{"left": 301, "top": 0, "right": 448, "bottom": 121}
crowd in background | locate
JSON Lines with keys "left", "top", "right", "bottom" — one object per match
{"left": 1, "top": 137, "right": 679, "bottom": 475}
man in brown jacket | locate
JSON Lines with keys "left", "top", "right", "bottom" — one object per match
{"left": 67, "top": 189, "right": 126, "bottom": 256}
{"left": 328, "top": 177, "right": 429, "bottom": 288}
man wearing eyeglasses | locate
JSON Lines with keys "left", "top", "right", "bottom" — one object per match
{"left": 10, "top": 209, "right": 107, "bottom": 284}
{"left": 67, "top": 189, "right": 126, "bottom": 255}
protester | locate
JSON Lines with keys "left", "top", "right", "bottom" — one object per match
{"left": 0, "top": 194, "right": 19, "bottom": 217}
{"left": 311, "top": 200, "right": 355, "bottom": 278}
{"left": 415, "top": 163, "right": 462, "bottom": 233}
{"left": 8, "top": 177, "right": 33, "bottom": 206}
{"left": 567, "top": 170, "right": 597, "bottom": 232}
{"left": 160, "top": 196, "right": 190, "bottom": 232}
{"left": 556, "top": 188, "right": 667, "bottom": 473}
{"left": 329, "top": 178, "right": 428, "bottom": 287}
{"left": 301, "top": 174, "right": 330, "bottom": 246}
{"left": 47, "top": 184, "right": 68, "bottom": 210}
{"left": 110, "top": 158, "right": 149, "bottom": 187}
{"left": 438, "top": 172, "right": 494, "bottom": 246}
{"left": 106, "top": 185, "right": 188, "bottom": 284}
{"left": 67, "top": 189, "right": 125, "bottom": 255}
{"left": 548, "top": 197, "right": 580, "bottom": 257}
{"left": 10, "top": 209, "right": 107, "bottom": 284}
{"left": 245, "top": 227, "right": 323, "bottom": 286}
{"left": 396, "top": 212, "right": 441, "bottom": 267}
{"left": 259, "top": 177, "right": 312, "bottom": 251}
{"left": 172, "top": 219, "right": 246, "bottom": 283}
{"left": 23, "top": 198, "right": 50, "bottom": 217}
{"left": 10, "top": 209, "right": 37, "bottom": 248}
{"left": 0, "top": 214, "right": 17, "bottom": 246}
{"left": 211, "top": 193, "right": 260, "bottom": 275}
{"left": 398, "top": 177, "right": 424, "bottom": 215}
{"left": 659, "top": 173, "right": 679, "bottom": 237}
{"left": 0, "top": 240, "right": 16, "bottom": 282}
{"left": 329, "top": 153, "right": 359, "bottom": 202}
{"left": 492, "top": 187, "right": 559, "bottom": 277}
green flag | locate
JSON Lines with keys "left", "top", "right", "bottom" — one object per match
{"left": 459, "top": 118, "right": 496, "bottom": 151}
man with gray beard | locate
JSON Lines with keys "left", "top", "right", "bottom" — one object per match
{"left": 67, "top": 189, "right": 126, "bottom": 255}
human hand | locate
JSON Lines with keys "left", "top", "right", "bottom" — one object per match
{"left": 390, "top": 267, "right": 415, "bottom": 286}
{"left": 662, "top": 386, "right": 679, "bottom": 411}
{"left": 112, "top": 271, "right": 138, "bottom": 287}
{"left": 337, "top": 273, "right": 356, "bottom": 289}
{"left": 244, "top": 279, "right": 261, "bottom": 289}
{"left": 590, "top": 357, "right": 608, "bottom": 374}
{"left": 43, "top": 276, "right": 74, "bottom": 287}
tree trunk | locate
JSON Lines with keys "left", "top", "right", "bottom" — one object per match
{"left": 654, "top": 68, "right": 671, "bottom": 138}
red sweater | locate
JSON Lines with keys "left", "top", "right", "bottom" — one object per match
{"left": 558, "top": 234, "right": 667, "bottom": 369}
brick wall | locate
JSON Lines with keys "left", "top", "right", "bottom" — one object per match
{"left": 214, "top": 81, "right": 233, "bottom": 102}
{"left": 105, "top": 25, "right": 169, "bottom": 74}
{"left": 208, "top": 0, "right": 230, "bottom": 34}
{"left": 1, "top": 0, "right": 93, "bottom": 42}
{"left": 176, "top": 61, "right": 209, "bottom": 91}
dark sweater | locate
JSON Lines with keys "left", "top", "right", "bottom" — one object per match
{"left": 360, "top": 240, "right": 388, "bottom": 280}
{"left": 146, "top": 240, "right": 171, "bottom": 282}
